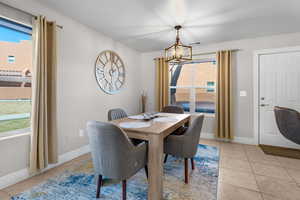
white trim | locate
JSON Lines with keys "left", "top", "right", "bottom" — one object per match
{"left": 0, "top": 168, "right": 28, "bottom": 190}
{"left": 253, "top": 46, "right": 300, "bottom": 146}
{"left": 253, "top": 45, "right": 300, "bottom": 56}
{"left": 0, "top": 145, "right": 90, "bottom": 189}
{"left": 201, "top": 132, "right": 256, "bottom": 145}
{"left": 253, "top": 51, "right": 260, "bottom": 146}
{"left": 233, "top": 136, "right": 257, "bottom": 145}
{"left": 201, "top": 132, "right": 216, "bottom": 140}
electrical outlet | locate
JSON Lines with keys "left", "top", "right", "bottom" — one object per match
{"left": 240, "top": 90, "right": 247, "bottom": 97}
{"left": 79, "top": 129, "right": 85, "bottom": 137}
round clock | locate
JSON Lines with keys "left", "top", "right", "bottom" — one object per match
{"left": 95, "top": 50, "right": 126, "bottom": 94}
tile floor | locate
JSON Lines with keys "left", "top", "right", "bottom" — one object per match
{"left": 1, "top": 139, "right": 300, "bottom": 200}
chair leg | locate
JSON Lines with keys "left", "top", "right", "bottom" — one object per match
{"left": 191, "top": 158, "right": 195, "bottom": 170}
{"left": 144, "top": 166, "right": 148, "bottom": 179}
{"left": 184, "top": 158, "right": 189, "bottom": 184}
{"left": 96, "top": 175, "right": 102, "bottom": 198}
{"left": 122, "top": 180, "right": 127, "bottom": 200}
{"left": 164, "top": 154, "right": 168, "bottom": 163}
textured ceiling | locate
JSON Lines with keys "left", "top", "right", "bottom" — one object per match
{"left": 39, "top": 0, "right": 300, "bottom": 52}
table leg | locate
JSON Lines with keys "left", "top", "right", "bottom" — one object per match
{"left": 148, "top": 134, "right": 163, "bottom": 200}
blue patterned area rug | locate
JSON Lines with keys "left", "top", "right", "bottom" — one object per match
{"left": 12, "top": 144, "right": 219, "bottom": 200}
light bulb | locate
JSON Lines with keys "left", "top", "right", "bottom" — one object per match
{"left": 175, "top": 46, "right": 183, "bottom": 58}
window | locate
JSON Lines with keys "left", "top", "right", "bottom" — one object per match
{"left": 169, "top": 57, "right": 217, "bottom": 114}
{"left": 206, "top": 81, "right": 215, "bottom": 92}
{"left": 0, "top": 17, "right": 32, "bottom": 137}
{"left": 8, "top": 55, "right": 15, "bottom": 63}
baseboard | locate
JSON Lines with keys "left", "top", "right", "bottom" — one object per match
{"left": 201, "top": 132, "right": 216, "bottom": 140}
{"left": 233, "top": 136, "right": 257, "bottom": 145}
{"left": 0, "top": 145, "right": 90, "bottom": 190}
{"left": 0, "top": 168, "right": 29, "bottom": 190}
{"left": 58, "top": 145, "right": 90, "bottom": 164}
{"left": 201, "top": 132, "right": 257, "bottom": 145}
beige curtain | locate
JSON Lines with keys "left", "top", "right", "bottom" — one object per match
{"left": 30, "top": 16, "right": 58, "bottom": 173}
{"left": 155, "top": 58, "right": 169, "bottom": 111}
{"left": 216, "top": 50, "right": 234, "bottom": 139}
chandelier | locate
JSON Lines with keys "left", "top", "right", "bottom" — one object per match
{"left": 165, "top": 25, "right": 192, "bottom": 62}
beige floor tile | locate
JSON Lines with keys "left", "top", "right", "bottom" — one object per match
{"left": 220, "top": 141, "right": 244, "bottom": 146}
{"left": 243, "top": 144, "right": 264, "bottom": 153}
{"left": 4, "top": 175, "right": 45, "bottom": 196}
{"left": 37, "top": 165, "right": 68, "bottom": 180}
{"left": 255, "top": 175, "right": 300, "bottom": 200}
{"left": 219, "top": 182, "right": 263, "bottom": 200}
{"left": 0, "top": 190, "right": 10, "bottom": 200}
{"left": 246, "top": 152, "right": 282, "bottom": 166}
{"left": 251, "top": 163, "right": 292, "bottom": 181}
{"left": 277, "top": 157, "right": 300, "bottom": 170}
{"left": 200, "top": 139, "right": 220, "bottom": 147}
{"left": 220, "top": 156, "right": 252, "bottom": 173}
{"left": 220, "top": 142, "right": 245, "bottom": 152}
{"left": 221, "top": 149, "right": 248, "bottom": 161}
{"left": 219, "top": 168, "right": 259, "bottom": 191}
{"left": 262, "top": 194, "right": 283, "bottom": 200}
{"left": 286, "top": 168, "right": 300, "bottom": 185}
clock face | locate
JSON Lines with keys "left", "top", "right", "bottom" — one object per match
{"left": 95, "top": 50, "right": 125, "bottom": 94}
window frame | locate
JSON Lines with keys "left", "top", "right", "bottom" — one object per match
{"left": 206, "top": 81, "right": 215, "bottom": 93}
{"left": 8, "top": 55, "right": 16, "bottom": 63}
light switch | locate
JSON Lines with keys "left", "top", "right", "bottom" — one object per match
{"left": 79, "top": 129, "right": 85, "bottom": 137}
{"left": 240, "top": 90, "right": 247, "bottom": 97}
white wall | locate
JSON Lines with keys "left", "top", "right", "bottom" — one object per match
{"left": 0, "top": 0, "right": 142, "bottom": 178}
{"left": 141, "top": 32, "right": 300, "bottom": 143}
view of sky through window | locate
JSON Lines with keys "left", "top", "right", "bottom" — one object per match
{"left": 0, "top": 26, "right": 31, "bottom": 42}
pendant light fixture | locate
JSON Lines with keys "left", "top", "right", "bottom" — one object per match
{"left": 165, "top": 25, "right": 192, "bottom": 62}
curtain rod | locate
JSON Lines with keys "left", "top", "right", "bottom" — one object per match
{"left": 193, "top": 49, "right": 241, "bottom": 56}
{"left": 4, "top": 3, "right": 63, "bottom": 29}
{"left": 34, "top": 16, "right": 63, "bottom": 29}
{"left": 153, "top": 49, "right": 241, "bottom": 60}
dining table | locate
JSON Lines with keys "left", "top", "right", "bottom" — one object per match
{"left": 111, "top": 112, "right": 191, "bottom": 200}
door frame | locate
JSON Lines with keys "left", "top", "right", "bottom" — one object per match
{"left": 253, "top": 46, "right": 300, "bottom": 145}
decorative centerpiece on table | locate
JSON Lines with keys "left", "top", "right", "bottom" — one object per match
{"left": 141, "top": 90, "right": 147, "bottom": 113}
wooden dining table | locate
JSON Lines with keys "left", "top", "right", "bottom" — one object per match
{"left": 111, "top": 112, "right": 191, "bottom": 200}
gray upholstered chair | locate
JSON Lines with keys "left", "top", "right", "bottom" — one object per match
{"left": 161, "top": 105, "right": 188, "bottom": 136}
{"left": 274, "top": 106, "right": 300, "bottom": 145}
{"left": 161, "top": 105, "right": 184, "bottom": 114}
{"left": 108, "top": 108, "right": 143, "bottom": 145}
{"left": 164, "top": 115, "right": 204, "bottom": 184}
{"left": 87, "top": 121, "right": 148, "bottom": 200}
{"left": 108, "top": 108, "right": 128, "bottom": 121}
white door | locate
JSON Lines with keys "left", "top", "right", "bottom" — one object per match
{"left": 259, "top": 50, "right": 300, "bottom": 149}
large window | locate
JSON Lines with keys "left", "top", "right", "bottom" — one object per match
{"left": 169, "top": 57, "right": 217, "bottom": 114}
{"left": 0, "top": 17, "right": 32, "bottom": 136}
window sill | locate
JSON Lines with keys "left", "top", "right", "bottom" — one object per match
{"left": 186, "top": 112, "right": 215, "bottom": 118}
{"left": 0, "top": 130, "right": 31, "bottom": 141}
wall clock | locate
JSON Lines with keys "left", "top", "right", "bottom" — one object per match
{"left": 95, "top": 50, "right": 126, "bottom": 94}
